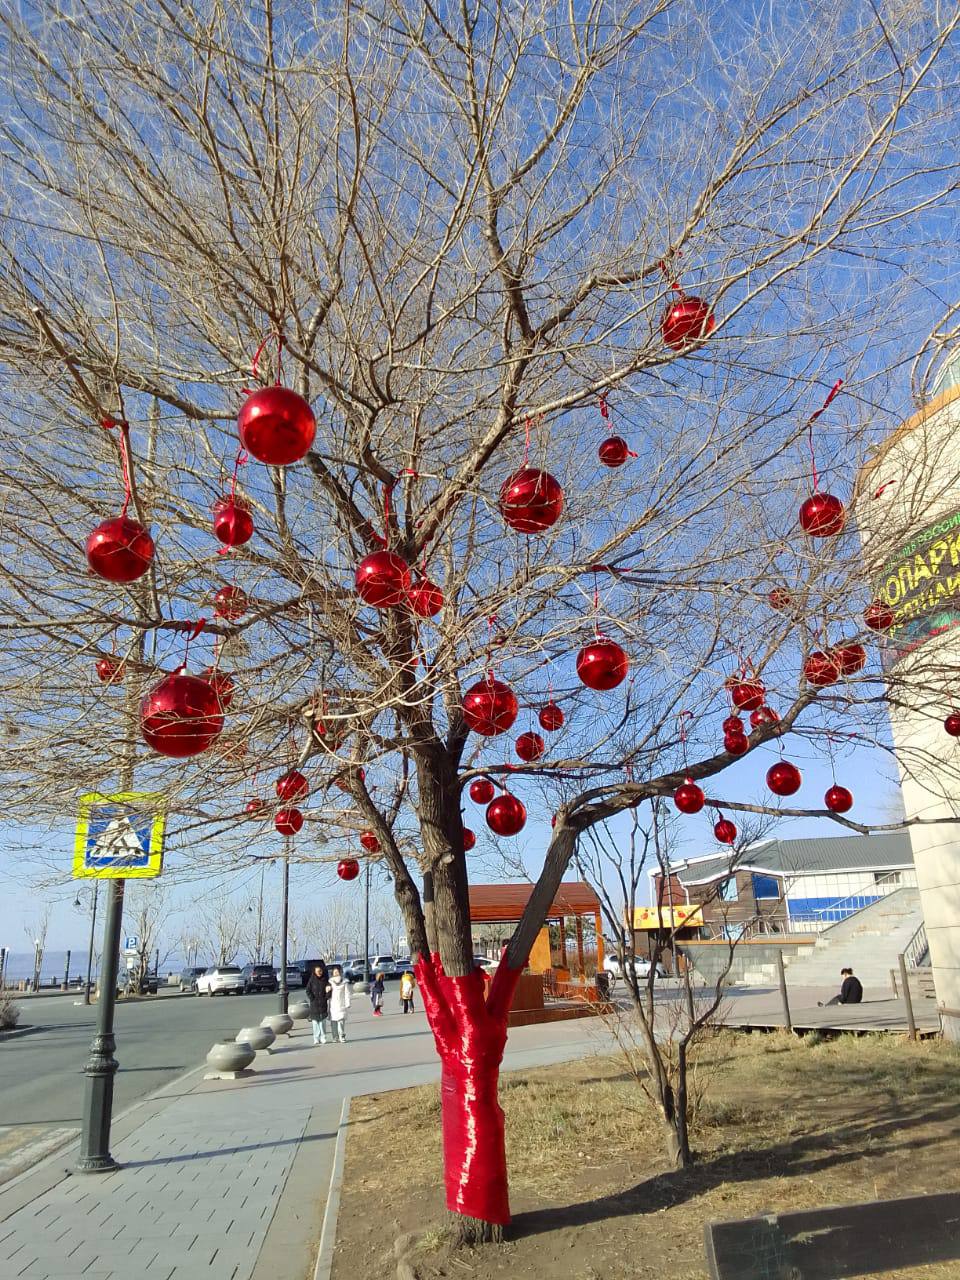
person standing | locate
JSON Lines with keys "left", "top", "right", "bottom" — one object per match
{"left": 328, "top": 965, "right": 351, "bottom": 1041}
{"left": 399, "top": 969, "right": 416, "bottom": 1014}
{"left": 370, "top": 971, "right": 385, "bottom": 1016}
{"left": 306, "top": 962, "right": 331, "bottom": 1044}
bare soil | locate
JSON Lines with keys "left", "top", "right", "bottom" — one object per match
{"left": 330, "top": 1030, "right": 960, "bottom": 1280}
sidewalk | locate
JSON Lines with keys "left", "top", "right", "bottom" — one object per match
{"left": 0, "top": 1001, "right": 615, "bottom": 1280}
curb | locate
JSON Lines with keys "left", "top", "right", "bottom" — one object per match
{"left": 313, "top": 1095, "right": 351, "bottom": 1280}
{"left": 0, "top": 1025, "right": 37, "bottom": 1042}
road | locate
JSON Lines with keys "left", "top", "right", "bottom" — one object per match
{"left": 0, "top": 989, "right": 283, "bottom": 1170}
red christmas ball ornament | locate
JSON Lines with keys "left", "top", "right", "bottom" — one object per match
{"left": 355, "top": 550, "right": 412, "bottom": 609}
{"left": 723, "top": 732, "right": 749, "bottom": 757}
{"left": 865, "top": 600, "right": 895, "bottom": 632}
{"left": 469, "top": 778, "right": 496, "bottom": 805}
{"left": 485, "top": 793, "right": 527, "bottom": 836}
{"left": 661, "top": 296, "right": 715, "bottom": 350}
{"left": 515, "top": 731, "right": 545, "bottom": 762}
{"left": 140, "top": 671, "right": 224, "bottom": 758}
{"left": 406, "top": 577, "right": 443, "bottom": 618}
{"left": 96, "top": 657, "right": 124, "bottom": 685}
{"left": 824, "top": 784, "right": 853, "bottom": 813}
{"left": 213, "top": 585, "right": 248, "bottom": 620}
{"left": 245, "top": 798, "right": 264, "bottom": 816}
{"left": 238, "top": 386, "right": 316, "bottom": 466}
{"left": 714, "top": 818, "right": 737, "bottom": 845}
{"left": 598, "top": 436, "right": 630, "bottom": 468}
{"left": 276, "top": 769, "right": 309, "bottom": 802}
{"left": 674, "top": 778, "right": 705, "bottom": 814}
{"left": 799, "top": 493, "right": 846, "bottom": 538}
{"left": 768, "top": 588, "right": 793, "bottom": 612}
{"left": 462, "top": 676, "right": 519, "bottom": 736}
{"left": 359, "top": 830, "right": 380, "bottom": 853}
{"left": 729, "top": 681, "right": 765, "bottom": 711}
{"left": 750, "top": 705, "right": 780, "bottom": 728}
{"left": 576, "top": 638, "right": 629, "bottom": 691}
{"left": 498, "top": 468, "right": 564, "bottom": 534}
{"left": 538, "top": 703, "right": 564, "bottom": 731}
{"left": 86, "top": 516, "right": 155, "bottom": 583}
{"left": 275, "top": 808, "right": 304, "bottom": 836}
{"left": 835, "top": 643, "right": 866, "bottom": 676}
{"left": 202, "top": 668, "right": 235, "bottom": 710}
{"left": 944, "top": 712, "right": 960, "bottom": 737}
{"left": 212, "top": 497, "right": 254, "bottom": 547}
{"left": 462, "top": 827, "right": 476, "bottom": 852}
{"left": 337, "top": 857, "right": 360, "bottom": 881}
{"left": 722, "top": 715, "right": 744, "bottom": 734}
{"left": 766, "top": 760, "right": 802, "bottom": 797}
{"left": 803, "top": 651, "right": 840, "bottom": 687}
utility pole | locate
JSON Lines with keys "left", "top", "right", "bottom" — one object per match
{"left": 62, "top": 949, "right": 72, "bottom": 991}
{"left": 256, "top": 863, "right": 265, "bottom": 961}
{"left": 363, "top": 861, "right": 371, "bottom": 986}
{"left": 279, "top": 839, "right": 290, "bottom": 1014}
{"left": 0, "top": 946, "right": 6, "bottom": 991}
{"left": 83, "top": 883, "right": 99, "bottom": 1005}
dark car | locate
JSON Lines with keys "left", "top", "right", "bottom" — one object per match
{"left": 179, "top": 966, "right": 207, "bottom": 994}
{"left": 118, "top": 969, "right": 159, "bottom": 996}
{"left": 241, "top": 963, "right": 278, "bottom": 994}
{"left": 292, "top": 958, "right": 326, "bottom": 987}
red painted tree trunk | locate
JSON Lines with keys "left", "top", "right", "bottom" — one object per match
{"left": 415, "top": 953, "right": 522, "bottom": 1239}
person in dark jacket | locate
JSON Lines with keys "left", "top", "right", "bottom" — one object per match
{"left": 370, "top": 971, "right": 385, "bottom": 1016}
{"left": 306, "top": 963, "right": 331, "bottom": 1043}
{"left": 819, "top": 967, "right": 863, "bottom": 1007}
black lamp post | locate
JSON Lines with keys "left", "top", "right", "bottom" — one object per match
{"left": 76, "top": 876, "right": 125, "bottom": 1172}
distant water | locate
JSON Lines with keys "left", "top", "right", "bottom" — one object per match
{"left": 1, "top": 950, "right": 98, "bottom": 986}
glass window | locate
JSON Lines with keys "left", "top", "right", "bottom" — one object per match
{"left": 752, "top": 873, "right": 780, "bottom": 900}
{"left": 719, "top": 877, "right": 738, "bottom": 902}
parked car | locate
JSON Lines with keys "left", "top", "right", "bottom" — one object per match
{"left": 117, "top": 969, "right": 159, "bottom": 995}
{"left": 195, "top": 965, "right": 245, "bottom": 996}
{"left": 342, "top": 958, "right": 369, "bottom": 982}
{"left": 290, "top": 958, "right": 326, "bottom": 987}
{"left": 474, "top": 956, "right": 497, "bottom": 973}
{"left": 371, "top": 955, "right": 397, "bottom": 978}
{"left": 178, "top": 966, "right": 207, "bottom": 993}
{"left": 284, "top": 965, "right": 305, "bottom": 988}
{"left": 602, "top": 954, "right": 667, "bottom": 981}
{"left": 241, "top": 963, "right": 278, "bottom": 994}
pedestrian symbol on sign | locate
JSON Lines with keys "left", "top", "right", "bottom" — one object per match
{"left": 73, "top": 792, "right": 166, "bottom": 880}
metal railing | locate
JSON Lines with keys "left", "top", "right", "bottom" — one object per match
{"left": 903, "top": 920, "right": 929, "bottom": 970}
{"left": 802, "top": 870, "right": 906, "bottom": 928}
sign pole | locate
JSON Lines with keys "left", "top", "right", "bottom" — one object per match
{"left": 279, "top": 838, "right": 290, "bottom": 1015}
{"left": 77, "top": 873, "right": 126, "bottom": 1172}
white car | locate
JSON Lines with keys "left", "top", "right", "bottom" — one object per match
{"left": 195, "top": 965, "right": 245, "bottom": 995}
{"left": 474, "top": 956, "right": 498, "bottom": 973}
{"left": 603, "top": 954, "right": 667, "bottom": 981}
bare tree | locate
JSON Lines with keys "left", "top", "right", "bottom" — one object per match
{"left": 123, "top": 884, "right": 169, "bottom": 992}
{"left": 23, "top": 906, "right": 51, "bottom": 992}
{"left": 1, "top": 0, "right": 959, "bottom": 1242}
{"left": 197, "top": 892, "right": 246, "bottom": 967}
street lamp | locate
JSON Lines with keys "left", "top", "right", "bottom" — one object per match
{"left": 74, "top": 883, "right": 101, "bottom": 1006}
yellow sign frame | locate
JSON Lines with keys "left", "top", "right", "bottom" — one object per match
{"left": 630, "top": 904, "right": 703, "bottom": 931}
{"left": 73, "top": 791, "right": 166, "bottom": 880}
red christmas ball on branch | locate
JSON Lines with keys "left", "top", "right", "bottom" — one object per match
{"left": 515, "top": 731, "right": 545, "bottom": 762}
{"left": 86, "top": 516, "right": 155, "bottom": 583}
{"left": 355, "top": 551, "right": 411, "bottom": 609}
{"left": 723, "top": 732, "right": 749, "bottom": 757}
{"left": 245, "top": 798, "right": 264, "bottom": 816}
{"left": 944, "top": 712, "right": 960, "bottom": 737}
{"left": 598, "top": 436, "right": 630, "bottom": 468}
{"left": 539, "top": 703, "right": 564, "bottom": 731}
{"left": 766, "top": 760, "right": 802, "bottom": 797}
{"left": 202, "top": 668, "right": 235, "bottom": 710}
{"left": 728, "top": 680, "right": 765, "bottom": 711}
{"left": 469, "top": 778, "right": 496, "bottom": 805}
{"left": 276, "top": 769, "right": 309, "bottom": 802}
{"left": 214, "top": 585, "right": 248, "bottom": 620}
{"left": 498, "top": 468, "right": 564, "bottom": 534}
{"left": 576, "top": 638, "right": 629, "bottom": 690}
{"left": 212, "top": 497, "right": 254, "bottom": 547}
{"left": 824, "top": 784, "right": 853, "bottom": 813}
{"left": 661, "top": 296, "right": 715, "bottom": 350}
{"left": 140, "top": 672, "right": 224, "bottom": 758}
{"left": 722, "top": 715, "right": 744, "bottom": 734}
{"left": 406, "top": 577, "right": 443, "bottom": 618}
{"left": 803, "top": 652, "right": 840, "bottom": 687}
{"left": 865, "top": 600, "right": 895, "bottom": 632}
{"left": 359, "top": 830, "right": 380, "bottom": 853}
{"left": 674, "top": 778, "right": 705, "bottom": 814}
{"left": 768, "top": 588, "right": 793, "bottom": 612}
{"left": 238, "top": 386, "right": 316, "bottom": 466}
{"left": 485, "top": 793, "right": 527, "bottom": 836}
{"left": 714, "top": 818, "right": 737, "bottom": 845}
{"left": 835, "top": 643, "right": 866, "bottom": 675}
{"left": 462, "top": 676, "right": 519, "bottom": 736}
{"left": 337, "top": 858, "right": 360, "bottom": 881}
{"left": 750, "top": 706, "right": 780, "bottom": 728}
{"left": 96, "top": 657, "right": 124, "bottom": 686}
{"left": 462, "top": 827, "right": 476, "bottom": 852}
{"left": 275, "top": 808, "right": 304, "bottom": 836}
{"left": 799, "top": 493, "right": 846, "bottom": 538}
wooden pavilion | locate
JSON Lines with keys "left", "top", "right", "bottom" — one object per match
{"left": 468, "top": 881, "right": 604, "bottom": 982}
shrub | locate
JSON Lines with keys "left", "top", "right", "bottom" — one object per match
{"left": 0, "top": 995, "right": 20, "bottom": 1030}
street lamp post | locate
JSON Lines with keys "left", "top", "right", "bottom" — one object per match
{"left": 83, "top": 882, "right": 99, "bottom": 1005}
{"left": 76, "top": 875, "right": 125, "bottom": 1172}
{"left": 363, "top": 861, "right": 371, "bottom": 987}
{"left": 279, "top": 839, "right": 290, "bottom": 1014}
{"left": 32, "top": 939, "right": 41, "bottom": 992}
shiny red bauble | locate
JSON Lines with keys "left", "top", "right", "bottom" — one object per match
{"left": 661, "top": 296, "right": 715, "bottom": 350}
{"left": 835, "top": 643, "right": 866, "bottom": 675}
{"left": 515, "top": 731, "right": 545, "bottom": 762}
{"left": 714, "top": 818, "right": 737, "bottom": 845}
{"left": 462, "top": 676, "right": 519, "bottom": 736}
{"left": 824, "top": 785, "right": 853, "bottom": 813}
{"left": 214, "top": 585, "right": 248, "bottom": 619}
{"left": 245, "top": 798, "right": 264, "bottom": 816}
{"left": 406, "top": 578, "right": 443, "bottom": 618}
{"left": 96, "top": 657, "right": 124, "bottom": 685}
{"left": 485, "top": 793, "right": 527, "bottom": 836}
{"left": 359, "top": 831, "right": 380, "bottom": 853}
{"left": 355, "top": 550, "right": 411, "bottom": 609}
{"left": 462, "top": 827, "right": 476, "bottom": 852}
{"left": 768, "top": 588, "right": 793, "bottom": 611}
{"left": 766, "top": 760, "right": 802, "bottom": 796}
{"left": 86, "top": 516, "right": 155, "bottom": 583}
{"left": 598, "top": 436, "right": 630, "bottom": 467}
{"left": 799, "top": 493, "right": 846, "bottom": 537}
{"left": 750, "top": 705, "right": 780, "bottom": 728}
{"left": 275, "top": 808, "right": 304, "bottom": 836}
{"left": 803, "top": 651, "right": 840, "bottom": 687}
{"left": 674, "top": 778, "right": 705, "bottom": 814}
{"left": 276, "top": 769, "right": 309, "bottom": 802}
{"left": 498, "top": 467, "right": 564, "bottom": 534}
{"left": 238, "top": 386, "right": 316, "bottom": 466}
{"left": 212, "top": 497, "right": 254, "bottom": 547}
{"left": 728, "top": 680, "right": 765, "bottom": 711}
{"left": 576, "top": 638, "right": 629, "bottom": 690}
{"left": 469, "top": 778, "right": 496, "bottom": 805}
{"left": 723, "top": 733, "right": 749, "bottom": 757}
{"left": 865, "top": 600, "right": 895, "bottom": 632}
{"left": 722, "top": 715, "right": 744, "bottom": 734}
{"left": 202, "top": 668, "right": 235, "bottom": 710}
{"left": 140, "top": 672, "right": 224, "bottom": 758}
{"left": 337, "top": 858, "right": 361, "bottom": 881}
{"left": 945, "top": 712, "right": 960, "bottom": 737}
{"left": 539, "top": 703, "right": 564, "bottom": 731}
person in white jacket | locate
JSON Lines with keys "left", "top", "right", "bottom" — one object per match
{"left": 327, "top": 967, "right": 352, "bottom": 1042}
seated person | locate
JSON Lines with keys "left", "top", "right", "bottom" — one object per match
{"left": 819, "top": 967, "right": 863, "bottom": 1007}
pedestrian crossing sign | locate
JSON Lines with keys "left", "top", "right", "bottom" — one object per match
{"left": 73, "top": 792, "right": 166, "bottom": 880}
